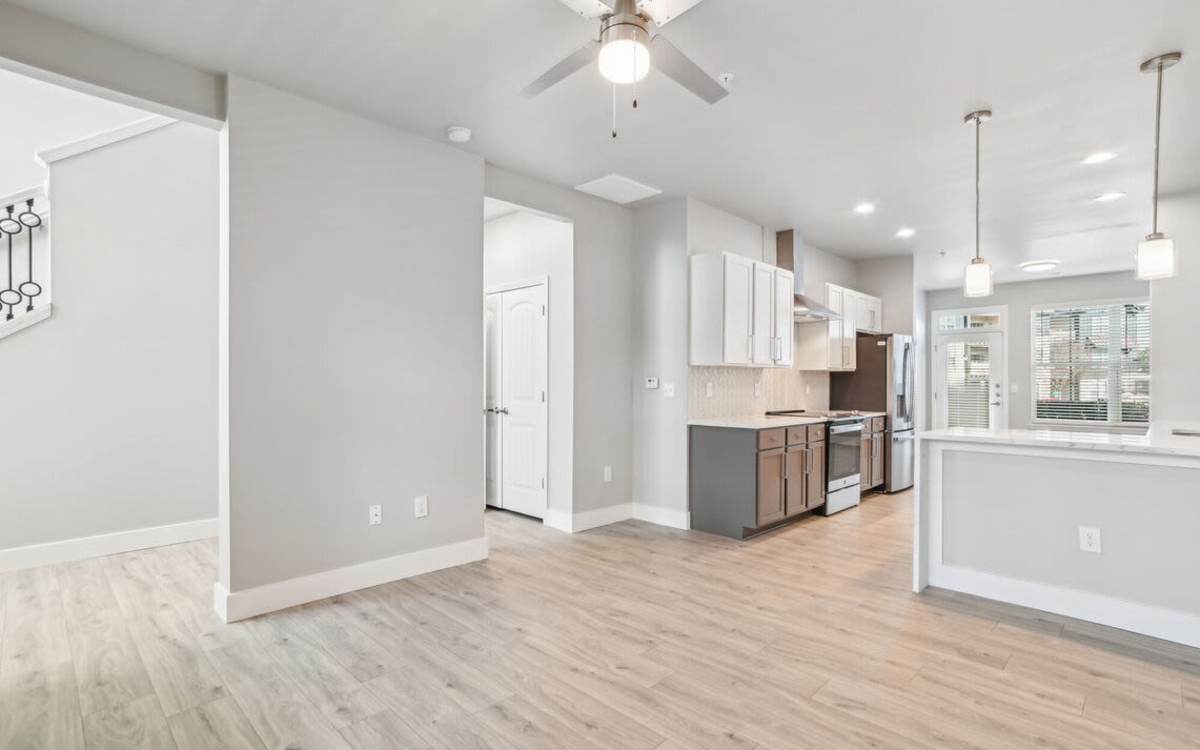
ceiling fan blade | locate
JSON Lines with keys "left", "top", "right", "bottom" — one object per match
{"left": 521, "top": 39, "right": 601, "bottom": 98}
{"left": 637, "top": 0, "right": 706, "bottom": 26}
{"left": 554, "top": 0, "right": 614, "bottom": 19}
{"left": 650, "top": 35, "right": 727, "bottom": 104}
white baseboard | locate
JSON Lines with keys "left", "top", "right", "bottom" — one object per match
{"left": 931, "top": 564, "right": 1200, "bottom": 649}
{"left": 0, "top": 517, "right": 217, "bottom": 573}
{"left": 215, "top": 535, "right": 489, "bottom": 623}
{"left": 633, "top": 503, "right": 691, "bottom": 530}
{"left": 542, "top": 509, "right": 574, "bottom": 533}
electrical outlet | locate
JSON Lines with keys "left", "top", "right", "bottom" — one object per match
{"left": 1079, "top": 525, "right": 1102, "bottom": 553}
{"left": 603, "top": 465, "right": 612, "bottom": 483}
{"left": 805, "top": 383, "right": 812, "bottom": 395}
{"left": 753, "top": 382, "right": 762, "bottom": 398}
{"left": 663, "top": 381, "right": 676, "bottom": 398}
{"left": 705, "top": 381, "right": 714, "bottom": 398}
{"left": 645, "top": 377, "right": 659, "bottom": 389}
{"left": 414, "top": 495, "right": 429, "bottom": 518}
{"left": 368, "top": 504, "right": 382, "bottom": 526}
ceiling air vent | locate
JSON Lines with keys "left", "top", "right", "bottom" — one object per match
{"left": 574, "top": 174, "right": 662, "bottom": 205}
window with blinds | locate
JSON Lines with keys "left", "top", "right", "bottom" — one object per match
{"left": 1031, "top": 301, "right": 1150, "bottom": 425}
{"left": 945, "top": 340, "right": 993, "bottom": 428}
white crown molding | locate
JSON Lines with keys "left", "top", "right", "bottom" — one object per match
{"left": 215, "top": 535, "right": 489, "bottom": 623}
{"left": 37, "top": 116, "right": 177, "bottom": 166}
{"left": 0, "top": 516, "right": 217, "bottom": 573}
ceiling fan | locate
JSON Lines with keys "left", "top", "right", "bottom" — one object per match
{"left": 522, "top": 0, "right": 728, "bottom": 105}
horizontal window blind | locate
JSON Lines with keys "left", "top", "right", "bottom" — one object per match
{"left": 945, "top": 340, "right": 992, "bottom": 428}
{"left": 1032, "top": 301, "right": 1150, "bottom": 425}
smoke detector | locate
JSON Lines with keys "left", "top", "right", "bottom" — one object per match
{"left": 446, "top": 126, "right": 472, "bottom": 143}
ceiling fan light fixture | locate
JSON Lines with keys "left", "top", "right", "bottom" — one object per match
{"left": 598, "top": 25, "right": 650, "bottom": 84}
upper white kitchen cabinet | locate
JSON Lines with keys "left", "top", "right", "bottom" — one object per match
{"left": 690, "top": 253, "right": 793, "bottom": 368}
{"left": 856, "top": 291, "right": 883, "bottom": 334}
{"left": 794, "top": 283, "right": 882, "bottom": 371}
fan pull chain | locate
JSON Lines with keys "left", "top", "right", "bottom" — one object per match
{"left": 25, "top": 225, "right": 34, "bottom": 312}
{"left": 612, "top": 82, "right": 618, "bottom": 139}
{"left": 5, "top": 231, "right": 12, "bottom": 321}
{"left": 632, "top": 41, "right": 638, "bottom": 109}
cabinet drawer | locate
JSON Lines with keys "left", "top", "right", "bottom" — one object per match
{"left": 807, "top": 424, "right": 827, "bottom": 443}
{"left": 786, "top": 427, "right": 808, "bottom": 446}
{"left": 870, "top": 416, "right": 885, "bottom": 433}
{"left": 758, "top": 428, "right": 786, "bottom": 450}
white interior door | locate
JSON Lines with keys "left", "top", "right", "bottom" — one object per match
{"left": 484, "top": 293, "right": 502, "bottom": 508}
{"left": 934, "top": 332, "right": 1006, "bottom": 430}
{"left": 492, "top": 284, "right": 548, "bottom": 519}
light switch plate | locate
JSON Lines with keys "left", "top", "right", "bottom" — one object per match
{"left": 368, "top": 504, "right": 382, "bottom": 526}
{"left": 414, "top": 495, "right": 429, "bottom": 518}
{"left": 645, "top": 377, "right": 659, "bottom": 389}
{"left": 663, "top": 381, "right": 676, "bottom": 398}
{"left": 603, "top": 465, "right": 612, "bottom": 482}
{"left": 705, "top": 381, "right": 714, "bottom": 398}
{"left": 1078, "top": 525, "right": 1102, "bottom": 553}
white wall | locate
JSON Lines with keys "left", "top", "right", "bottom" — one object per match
{"left": 798, "top": 242, "right": 857, "bottom": 295}
{"left": 686, "top": 198, "right": 773, "bottom": 263}
{"left": 1151, "top": 191, "right": 1200, "bottom": 430}
{"left": 0, "top": 121, "right": 218, "bottom": 556}
{"left": 484, "top": 166, "right": 634, "bottom": 515}
{"left": 223, "top": 76, "right": 485, "bottom": 594}
{"left": 483, "top": 210, "right": 574, "bottom": 515}
{"left": 855, "top": 255, "right": 915, "bottom": 335}
{"left": 925, "top": 271, "right": 1149, "bottom": 431}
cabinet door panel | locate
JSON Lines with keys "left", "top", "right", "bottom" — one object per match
{"left": 784, "top": 447, "right": 807, "bottom": 516}
{"left": 751, "top": 263, "right": 775, "bottom": 365}
{"left": 860, "top": 434, "right": 872, "bottom": 490}
{"left": 806, "top": 442, "right": 826, "bottom": 508}
{"left": 773, "top": 269, "right": 794, "bottom": 366}
{"left": 723, "top": 255, "right": 754, "bottom": 365}
{"left": 871, "top": 434, "right": 885, "bottom": 488}
{"left": 757, "top": 448, "right": 786, "bottom": 526}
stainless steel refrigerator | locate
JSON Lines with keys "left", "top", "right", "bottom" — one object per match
{"left": 829, "top": 334, "right": 914, "bottom": 492}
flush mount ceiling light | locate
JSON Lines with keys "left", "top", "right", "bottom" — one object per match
{"left": 962, "top": 109, "right": 994, "bottom": 298}
{"left": 896, "top": 227, "right": 916, "bottom": 239}
{"left": 1136, "top": 52, "right": 1183, "bottom": 281}
{"left": 1081, "top": 151, "right": 1117, "bottom": 165}
{"left": 1019, "top": 259, "right": 1060, "bottom": 273}
{"left": 1093, "top": 192, "right": 1127, "bottom": 203}
{"left": 445, "top": 125, "right": 472, "bottom": 143}
{"left": 853, "top": 202, "right": 876, "bottom": 215}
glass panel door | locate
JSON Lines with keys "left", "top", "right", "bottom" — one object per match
{"left": 935, "top": 332, "right": 1005, "bottom": 430}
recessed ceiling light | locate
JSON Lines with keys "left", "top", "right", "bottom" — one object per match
{"left": 1093, "top": 191, "right": 1127, "bottom": 202}
{"left": 895, "top": 227, "right": 916, "bottom": 239}
{"left": 1020, "top": 259, "right": 1061, "bottom": 273}
{"left": 853, "top": 202, "right": 876, "bottom": 215}
{"left": 446, "top": 125, "right": 472, "bottom": 143}
{"left": 1081, "top": 151, "right": 1116, "bottom": 165}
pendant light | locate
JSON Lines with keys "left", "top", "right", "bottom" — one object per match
{"left": 1136, "top": 52, "right": 1183, "bottom": 281}
{"left": 963, "top": 109, "right": 994, "bottom": 298}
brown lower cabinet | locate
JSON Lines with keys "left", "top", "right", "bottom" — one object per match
{"left": 690, "top": 423, "right": 827, "bottom": 539}
{"left": 861, "top": 417, "right": 886, "bottom": 491}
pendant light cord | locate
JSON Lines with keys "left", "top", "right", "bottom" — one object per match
{"left": 1152, "top": 61, "right": 1164, "bottom": 235}
{"left": 974, "top": 115, "right": 982, "bottom": 262}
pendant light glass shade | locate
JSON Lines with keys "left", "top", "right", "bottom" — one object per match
{"left": 963, "top": 257, "right": 994, "bottom": 298}
{"left": 1136, "top": 233, "right": 1176, "bottom": 280}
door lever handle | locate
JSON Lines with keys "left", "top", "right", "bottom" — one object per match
{"left": 497, "top": 407, "right": 510, "bottom": 415}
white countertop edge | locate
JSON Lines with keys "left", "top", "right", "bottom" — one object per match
{"left": 918, "top": 427, "right": 1200, "bottom": 459}
{"left": 688, "top": 412, "right": 887, "bottom": 430}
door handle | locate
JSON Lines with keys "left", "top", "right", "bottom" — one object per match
{"left": 497, "top": 407, "right": 510, "bottom": 415}
{"left": 989, "top": 401, "right": 1001, "bottom": 407}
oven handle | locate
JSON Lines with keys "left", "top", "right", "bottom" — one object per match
{"left": 829, "top": 424, "right": 864, "bottom": 434}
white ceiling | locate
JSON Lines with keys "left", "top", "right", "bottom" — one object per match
{"left": 14, "top": 0, "right": 1199, "bottom": 288}
{"left": 0, "top": 67, "right": 150, "bottom": 199}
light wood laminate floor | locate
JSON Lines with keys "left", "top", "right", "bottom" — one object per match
{"left": 3, "top": 492, "right": 1200, "bottom": 749}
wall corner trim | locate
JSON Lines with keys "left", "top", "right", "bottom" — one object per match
{"left": 37, "top": 115, "right": 176, "bottom": 166}
{"left": 215, "top": 535, "right": 490, "bottom": 623}
{"left": 632, "top": 503, "right": 691, "bottom": 530}
{"left": 0, "top": 517, "right": 217, "bottom": 573}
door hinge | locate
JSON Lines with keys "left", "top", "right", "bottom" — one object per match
{"left": 541, "top": 390, "right": 545, "bottom": 403}
{"left": 541, "top": 304, "right": 546, "bottom": 316}
{"left": 541, "top": 477, "right": 545, "bottom": 489}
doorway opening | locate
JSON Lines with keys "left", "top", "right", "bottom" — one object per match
{"left": 931, "top": 305, "right": 1009, "bottom": 430}
{"left": 483, "top": 198, "right": 574, "bottom": 526}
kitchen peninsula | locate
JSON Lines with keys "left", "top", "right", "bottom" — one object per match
{"left": 915, "top": 426, "right": 1200, "bottom": 648}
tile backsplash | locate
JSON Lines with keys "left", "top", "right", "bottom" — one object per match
{"left": 689, "top": 366, "right": 830, "bottom": 419}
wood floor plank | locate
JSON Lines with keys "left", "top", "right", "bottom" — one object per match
{"left": 338, "top": 710, "right": 433, "bottom": 750}
{"left": 68, "top": 616, "right": 157, "bottom": 717}
{"left": 82, "top": 693, "right": 177, "bottom": 750}
{"left": 0, "top": 565, "right": 73, "bottom": 677}
{"left": 127, "top": 607, "right": 228, "bottom": 716}
{"left": 167, "top": 697, "right": 264, "bottom": 750}
{"left": 0, "top": 660, "right": 85, "bottom": 750}
{"left": 365, "top": 671, "right": 519, "bottom": 750}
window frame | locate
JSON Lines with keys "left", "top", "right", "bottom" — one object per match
{"left": 1028, "top": 297, "right": 1151, "bottom": 429}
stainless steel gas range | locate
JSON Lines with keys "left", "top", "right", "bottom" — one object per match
{"left": 765, "top": 409, "right": 867, "bottom": 515}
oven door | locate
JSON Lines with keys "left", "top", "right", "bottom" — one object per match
{"left": 827, "top": 422, "right": 863, "bottom": 491}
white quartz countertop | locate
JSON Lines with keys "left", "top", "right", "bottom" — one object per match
{"left": 918, "top": 426, "right": 1200, "bottom": 458}
{"left": 688, "top": 412, "right": 887, "bottom": 430}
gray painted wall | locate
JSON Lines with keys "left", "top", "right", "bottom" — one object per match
{"left": 224, "top": 76, "right": 485, "bottom": 591}
{"left": 484, "top": 166, "right": 634, "bottom": 515}
{"left": 925, "top": 271, "right": 1149, "bottom": 431}
{"left": 855, "top": 255, "right": 915, "bottom": 335}
{"left": 632, "top": 198, "right": 690, "bottom": 515}
{"left": 1152, "top": 191, "right": 1200, "bottom": 429}
{"left": 484, "top": 210, "right": 575, "bottom": 514}
{"left": 0, "top": 121, "right": 218, "bottom": 551}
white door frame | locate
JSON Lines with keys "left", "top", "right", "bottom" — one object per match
{"left": 483, "top": 277, "right": 549, "bottom": 520}
{"left": 931, "top": 305, "right": 1009, "bottom": 430}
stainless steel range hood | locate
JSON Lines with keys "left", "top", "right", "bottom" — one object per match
{"left": 776, "top": 230, "right": 840, "bottom": 322}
